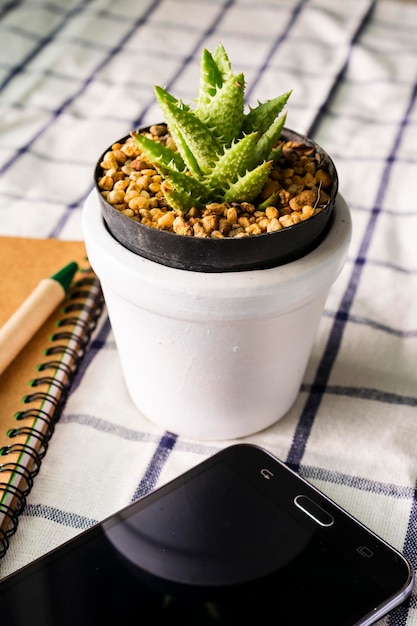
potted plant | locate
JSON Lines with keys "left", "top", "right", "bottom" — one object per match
{"left": 83, "top": 43, "right": 351, "bottom": 440}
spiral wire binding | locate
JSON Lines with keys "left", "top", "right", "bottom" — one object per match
{"left": 0, "top": 272, "right": 104, "bottom": 557}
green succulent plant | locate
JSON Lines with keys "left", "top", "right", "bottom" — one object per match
{"left": 133, "top": 43, "right": 292, "bottom": 214}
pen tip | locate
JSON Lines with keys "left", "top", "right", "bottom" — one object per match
{"left": 51, "top": 261, "right": 79, "bottom": 293}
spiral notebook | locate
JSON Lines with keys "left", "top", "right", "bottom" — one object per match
{"left": 0, "top": 236, "right": 104, "bottom": 557}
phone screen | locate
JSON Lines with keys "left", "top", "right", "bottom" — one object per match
{"left": 0, "top": 444, "right": 413, "bottom": 625}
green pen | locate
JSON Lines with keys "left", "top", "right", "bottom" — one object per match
{"left": 0, "top": 261, "right": 78, "bottom": 375}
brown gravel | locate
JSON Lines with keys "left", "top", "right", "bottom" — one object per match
{"left": 96, "top": 124, "right": 333, "bottom": 238}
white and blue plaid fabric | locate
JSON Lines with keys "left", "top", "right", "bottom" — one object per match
{"left": 1, "top": 1, "right": 417, "bottom": 623}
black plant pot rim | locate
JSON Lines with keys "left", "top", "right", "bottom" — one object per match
{"left": 94, "top": 126, "right": 339, "bottom": 273}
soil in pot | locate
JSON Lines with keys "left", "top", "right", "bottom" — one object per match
{"left": 95, "top": 125, "right": 338, "bottom": 272}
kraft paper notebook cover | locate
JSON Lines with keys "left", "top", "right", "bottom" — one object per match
{"left": 0, "top": 236, "right": 104, "bottom": 557}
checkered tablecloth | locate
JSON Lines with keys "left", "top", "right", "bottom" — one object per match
{"left": 1, "top": 1, "right": 417, "bottom": 623}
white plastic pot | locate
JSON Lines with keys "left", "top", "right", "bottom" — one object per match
{"left": 83, "top": 191, "right": 351, "bottom": 440}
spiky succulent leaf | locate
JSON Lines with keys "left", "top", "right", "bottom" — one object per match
{"left": 212, "top": 42, "right": 233, "bottom": 80}
{"left": 196, "top": 48, "right": 224, "bottom": 108}
{"left": 223, "top": 161, "right": 272, "bottom": 203}
{"left": 167, "top": 125, "right": 203, "bottom": 180}
{"left": 133, "top": 132, "right": 186, "bottom": 171}
{"left": 196, "top": 72, "right": 245, "bottom": 145}
{"left": 242, "top": 91, "right": 292, "bottom": 136}
{"left": 155, "top": 85, "right": 220, "bottom": 177}
{"left": 208, "top": 132, "right": 258, "bottom": 187}
{"left": 269, "top": 143, "right": 283, "bottom": 163}
{"left": 157, "top": 163, "right": 209, "bottom": 200}
{"left": 258, "top": 190, "right": 280, "bottom": 211}
{"left": 252, "top": 112, "right": 287, "bottom": 165}
{"left": 162, "top": 184, "right": 204, "bottom": 213}
{"left": 195, "top": 44, "right": 244, "bottom": 144}
{"left": 158, "top": 88, "right": 191, "bottom": 112}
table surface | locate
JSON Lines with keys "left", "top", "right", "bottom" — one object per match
{"left": 1, "top": 1, "right": 417, "bottom": 623}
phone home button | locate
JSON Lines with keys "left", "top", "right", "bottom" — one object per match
{"left": 294, "top": 495, "right": 334, "bottom": 527}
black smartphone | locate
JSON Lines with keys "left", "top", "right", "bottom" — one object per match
{"left": 0, "top": 444, "right": 413, "bottom": 625}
